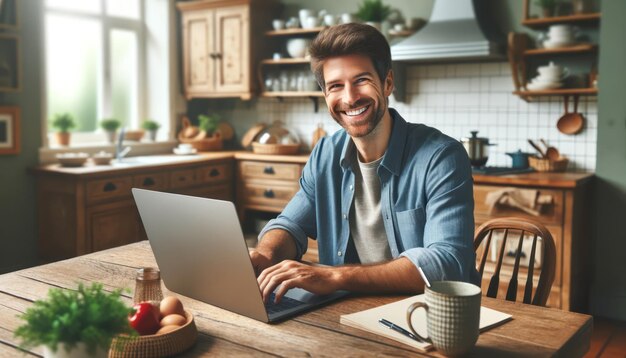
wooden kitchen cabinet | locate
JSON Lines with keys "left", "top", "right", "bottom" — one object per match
{"left": 473, "top": 172, "right": 593, "bottom": 312}
{"left": 177, "top": 0, "right": 278, "bottom": 100}
{"left": 31, "top": 155, "right": 234, "bottom": 262}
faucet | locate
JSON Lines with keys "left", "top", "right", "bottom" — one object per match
{"left": 116, "top": 127, "right": 131, "bottom": 161}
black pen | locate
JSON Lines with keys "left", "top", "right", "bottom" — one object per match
{"left": 378, "top": 318, "right": 420, "bottom": 342}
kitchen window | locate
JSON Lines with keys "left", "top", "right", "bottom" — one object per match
{"left": 43, "top": 0, "right": 173, "bottom": 148}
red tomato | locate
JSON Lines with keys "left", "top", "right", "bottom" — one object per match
{"left": 128, "top": 302, "right": 160, "bottom": 335}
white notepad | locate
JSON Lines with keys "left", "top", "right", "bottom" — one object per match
{"left": 340, "top": 294, "right": 513, "bottom": 352}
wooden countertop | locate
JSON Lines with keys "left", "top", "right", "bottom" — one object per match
{"left": 0, "top": 241, "right": 593, "bottom": 357}
{"left": 472, "top": 172, "right": 594, "bottom": 189}
{"left": 30, "top": 151, "right": 593, "bottom": 188}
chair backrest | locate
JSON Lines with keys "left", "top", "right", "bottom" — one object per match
{"left": 474, "top": 217, "right": 556, "bottom": 306}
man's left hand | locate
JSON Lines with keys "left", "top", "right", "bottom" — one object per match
{"left": 257, "top": 260, "right": 341, "bottom": 303}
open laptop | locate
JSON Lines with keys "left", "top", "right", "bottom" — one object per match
{"left": 132, "top": 188, "right": 348, "bottom": 323}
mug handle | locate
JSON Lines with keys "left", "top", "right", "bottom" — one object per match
{"left": 406, "top": 301, "right": 431, "bottom": 342}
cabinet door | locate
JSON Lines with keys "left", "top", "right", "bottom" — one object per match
{"left": 182, "top": 9, "right": 215, "bottom": 95}
{"left": 87, "top": 200, "right": 142, "bottom": 252}
{"left": 215, "top": 5, "right": 249, "bottom": 93}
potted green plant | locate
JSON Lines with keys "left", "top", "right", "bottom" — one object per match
{"left": 355, "top": 0, "right": 391, "bottom": 31}
{"left": 534, "top": 0, "right": 557, "bottom": 17}
{"left": 192, "top": 114, "right": 223, "bottom": 151}
{"left": 141, "top": 119, "right": 161, "bottom": 141}
{"left": 51, "top": 113, "right": 76, "bottom": 147}
{"left": 100, "top": 118, "right": 122, "bottom": 143}
{"left": 14, "top": 282, "right": 135, "bottom": 358}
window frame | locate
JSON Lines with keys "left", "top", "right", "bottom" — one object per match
{"left": 41, "top": 0, "right": 174, "bottom": 150}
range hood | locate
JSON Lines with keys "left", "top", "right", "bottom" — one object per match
{"left": 391, "top": 0, "right": 505, "bottom": 62}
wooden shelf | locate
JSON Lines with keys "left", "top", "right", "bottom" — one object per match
{"left": 523, "top": 44, "right": 598, "bottom": 56}
{"left": 265, "top": 27, "right": 324, "bottom": 36}
{"left": 260, "top": 58, "right": 310, "bottom": 65}
{"left": 522, "top": 13, "right": 601, "bottom": 28}
{"left": 260, "top": 91, "right": 323, "bottom": 98}
{"left": 514, "top": 87, "right": 597, "bottom": 101}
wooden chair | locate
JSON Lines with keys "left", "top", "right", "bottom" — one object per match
{"left": 474, "top": 217, "right": 556, "bottom": 306}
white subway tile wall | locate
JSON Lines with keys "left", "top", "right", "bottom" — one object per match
{"left": 228, "top": 62, "right": 596, "bottom": 172}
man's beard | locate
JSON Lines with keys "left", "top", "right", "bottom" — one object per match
{"left": 331, "top": 98, "right": 386, "bottom": 138}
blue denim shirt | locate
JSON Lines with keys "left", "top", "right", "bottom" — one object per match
{"left": 259, "top": 108, "right": 479, "bottom": 285}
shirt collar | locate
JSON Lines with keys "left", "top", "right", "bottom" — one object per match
{"left": 339, "top": 108, "right": 408, "bottom": 176}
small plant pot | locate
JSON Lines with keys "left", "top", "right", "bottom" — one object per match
{"left": 55, "top": 132, "right": 71, "bottom": 147}
{"left": 105, "top": 131, "right": 117, "bottom": 144}
{"left": 147, "top": 129, "right": 158, "bottom": 141}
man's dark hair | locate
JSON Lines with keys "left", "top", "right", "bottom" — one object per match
{"left": 309, "top": 23, "right": 392, "bottom": 90}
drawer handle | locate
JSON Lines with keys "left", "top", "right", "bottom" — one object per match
{"left": 263, "top": 166, "right": 275, "bottom": 175}
{"left": 142, "top": 177, "right": 156, "bottom": 186}
{"left": 103, "top": 182, "right": 117, "bottom": 192}
{"left": 263, "top": 189, "right": 275, "bottom": 198}
{"left": 178, "top": 176, "right": 186, "bottom": 182}
{"left": 209, "top": 168, "right": 220, "bottom": 177}
{"left": 506, "top": 249, "right": 526, "bottom": 259}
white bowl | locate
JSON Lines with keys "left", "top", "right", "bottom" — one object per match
{"left": 286, "top": 38, "right": 311, "bottom": 59}
{"left": 57, "top": 152, "right": 89, "bottom": 167}
{"left": 526, "top": 81, "right": 562, "bottom": 91}
{"left": 173, "top": 147, "right": 197, "bottom": 155}
{"left": 543, "top": 40, "right": 576, "bottom": 49}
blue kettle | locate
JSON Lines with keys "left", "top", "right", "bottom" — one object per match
{"left": 505, "top": 150, "right": 532, "bottom": 169}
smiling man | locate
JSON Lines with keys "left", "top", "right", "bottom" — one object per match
{"left": 251, "top": 23, "right": 478, "bottom": 303}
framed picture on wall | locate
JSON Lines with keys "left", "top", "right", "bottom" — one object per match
{"left": 0, "top": 34, "right": 19, "bottom": 92}
{"left": 0, "top": 0, "right": 18, "bottom": 29}
{"left": 0, "top": 106, "right": 20, "bottom": 155}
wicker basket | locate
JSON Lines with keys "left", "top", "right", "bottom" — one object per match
{"left": 178, "top": 132, "right": 223, "bottom": 152}
{"left": 109, "top": 311, "right": 197, "bottom": 358}
{"left": 251, "top": 142, "right": 300, "bottom": 155}
{"left": 528, "top": 156, "right": 569, "bottom": 172}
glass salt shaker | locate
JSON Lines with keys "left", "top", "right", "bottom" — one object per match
{"left": 133, "top": 267, "right": 163, "bottom": 305}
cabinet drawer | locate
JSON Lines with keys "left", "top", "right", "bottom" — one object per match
{"left": 169, "top": 169, "right": 197, "bottom": 189}
{"left": 133, "top": 172, "right": 168, "bottom": 191}
{"left": 474, "top": 185, "right": 564, "bottom": 226}
{"left": 240, "top": 183, "right": 299, "bottom": 209}
{"left": 86, "top": 176, "right": 133, "bottom": 204}
{"left": 239, "top": 161, "right": 302, "bottom": 181}
{"left": 197, "top": 163, "right": 232, "bottom": 184}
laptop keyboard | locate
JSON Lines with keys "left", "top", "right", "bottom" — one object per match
{"left": 265, "top": 293, "right": 307, "bottom": 314}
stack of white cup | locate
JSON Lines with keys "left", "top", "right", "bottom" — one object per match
{"left": 543, "top": 25, "right": 577, "bottom": 49}
{"left": 527, "top": 61, "right": 568, "bottom": 91}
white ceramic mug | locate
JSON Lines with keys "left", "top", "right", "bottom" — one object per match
{"left": 177, "top": 143, "right": 193, "bottom": 153}
{"left": 340, "top": 13, "right": 354, "bottom": 24}
{"left": 537, "top": 62, "right": 569, "bottom": 80}
{"left": 303, "top": 15, "right": 319, "bottom": 29}
{"left": 272, "top": 19, "right": 285, "bottom": 31}
{"left": 406, "top": 281, "right": 481, "bottom": 356}
{"left": 323, "top": 14, "right": 337, "bottom": 26}
{"left": 298, "top": 9, "right": 314, "bottom": 27}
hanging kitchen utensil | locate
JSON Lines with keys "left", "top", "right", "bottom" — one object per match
{"left": 527, "top": 139, "right": 546, "bottom": 158}
{"left": 540, "top": 138, "right": 560, "bottom": 161}
{"left": 557, "top": 95, "right": 585, "bottom": 135}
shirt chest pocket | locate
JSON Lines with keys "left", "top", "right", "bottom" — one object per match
{"left": 395, "top": 207, "right": 426, "bottom": 247}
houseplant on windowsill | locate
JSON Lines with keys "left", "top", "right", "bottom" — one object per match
{"left": 355, "top": 0, "right": 391, "bottom": 31}
{"left": 51, "top": 113, "right": 76, "bottom": 147}
{"left": 100, "top": 118, "right": 122, "bottom": 144}
{"left": 14, "top": 282, "right": 135, "bottom": 358}
{"left": 141, "top": 119, "right": 161, "bottom": 141}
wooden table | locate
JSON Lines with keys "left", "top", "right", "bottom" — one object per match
{"left": 0, "top": 242, "right": 592, "bottom": 357}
